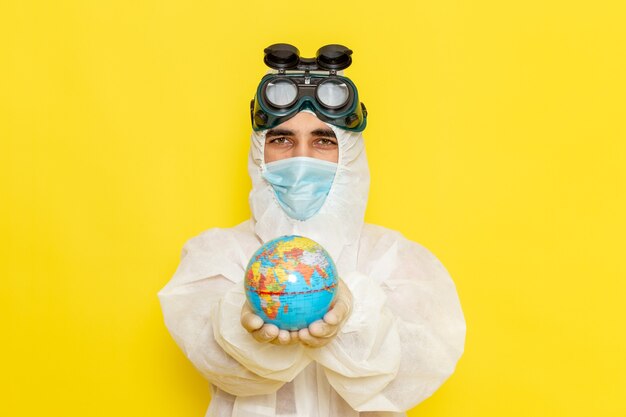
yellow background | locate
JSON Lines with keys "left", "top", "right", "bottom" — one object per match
{"left": 2, "top": 1, "right": 625, "bottom": 416}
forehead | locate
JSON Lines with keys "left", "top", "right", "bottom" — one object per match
{"left": 265, "top": 112, "right": 336, "bottom": 138}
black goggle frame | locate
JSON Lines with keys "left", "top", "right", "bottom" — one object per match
{"left": 250, "top": 44, "right": 368, "bottom": 132}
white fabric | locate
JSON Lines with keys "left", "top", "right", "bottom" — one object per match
{"left": 158, "top": 112, "right": 466, "bottom": 417}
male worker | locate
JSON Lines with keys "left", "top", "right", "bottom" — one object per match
{"left": 158, "top": 44, "right": 465, "bottom": 417}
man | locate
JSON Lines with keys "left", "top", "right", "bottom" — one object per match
{"left": 158, "top": 44, "right": 465, "bottom": 417}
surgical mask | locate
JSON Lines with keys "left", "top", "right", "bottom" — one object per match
{"left": 262, "top": 156, "right": 337, "bottom": 221}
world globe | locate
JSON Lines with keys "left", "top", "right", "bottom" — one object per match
{"left": 244, "top": 235, "right": 339, "bottom": 331}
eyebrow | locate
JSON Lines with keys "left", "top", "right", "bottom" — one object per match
{"left": 266, "top": 128, "right": 336, "bottom": 139}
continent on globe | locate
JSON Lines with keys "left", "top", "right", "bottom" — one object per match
{"left": 244, "top": 235, "right": 339, "bottom": 331}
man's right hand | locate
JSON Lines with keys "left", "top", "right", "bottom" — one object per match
{"left": 240, "top": 302, "right": 300, "bottom": 345}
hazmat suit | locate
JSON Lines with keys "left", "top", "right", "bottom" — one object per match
{"left": 157, "top": 111, "right": 466, "bottom": 417}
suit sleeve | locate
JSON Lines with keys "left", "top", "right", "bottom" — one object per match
{"left": 307, "top": 227, "right": 466, "bottom": 411}
{"left": 157, "top": 228, "right": 312, "bottom": 397}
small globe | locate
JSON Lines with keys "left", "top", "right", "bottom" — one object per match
{"left": 244, "top": 235, "right": 338, "bottom": 331}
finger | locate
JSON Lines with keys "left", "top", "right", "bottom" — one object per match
{"left": 325, "top": 281, "right": 352, "bottom": 325}
{"left": 309, "top": 320, "right": 337, "bottom": 338}
{"left": 277, "top": 329, "right": 291, "bottom": 345}
{"left": 271, "top": 330, "right": 300, "bottom": 346}
{"left": 252, "top": 324, "right": 279, "bottom": 343}
{"left": 270, "top": 329, "right": 300, "bottom": 346}
{"left": 241, "top": 309, "right": 264, "bottom": 332}
{"left": 240, "top": 303, "right": 264, "bottom": 331}
{"left": 298, "top": 327, "right": 329, "bottom": 348}
{"left": 324, "top": 299, "right": 350, "bottom": 325}
{"left": 298, "top": 328, "right": 318, "bottom": 347}
{"left": 323, "top": 309, "right": 339, "bottom": 326}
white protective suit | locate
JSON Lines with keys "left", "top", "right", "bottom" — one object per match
{"left": 158, "top": 113, "right": 466, "bottom": 417}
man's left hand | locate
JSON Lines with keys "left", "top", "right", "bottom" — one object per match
{"left": 298, "top": 278, "right": 352, "bottom": 348}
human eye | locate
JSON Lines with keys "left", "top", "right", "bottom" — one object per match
{"left": 268, "top": 137, "right": 292, "bottom": 146}
{"left": 314, "top": 137, "right": 338, "bottom": 147}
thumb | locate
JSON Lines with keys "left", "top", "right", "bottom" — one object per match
{"left": 241, "top": 302, "right": 264, "bottom": 331}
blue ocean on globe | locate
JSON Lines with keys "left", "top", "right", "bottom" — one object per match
{"left": 244, "top": 235, "right": 338, "bottom": 331}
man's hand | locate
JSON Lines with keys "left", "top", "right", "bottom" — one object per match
{"left": 240, "top": 278, "right": 352, "bottom": 347}
{"left": 240, "top": 302, "right": 300, "bottom": 345}
{"left": 299, "top": 279, "right": 353, "bottom": 348}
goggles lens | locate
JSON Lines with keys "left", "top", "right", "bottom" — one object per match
{"left": 265, "top": 79, "right": 298, "bottom": 107}
{"left": 316, "top": 79, "right": 350, "bottom": 108}
{"left": 252, "top": 74, "right": 367, "bottom": 132}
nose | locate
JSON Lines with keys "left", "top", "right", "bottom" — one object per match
{"left": 292, "top": 139, "right": 315, "bottom": 158}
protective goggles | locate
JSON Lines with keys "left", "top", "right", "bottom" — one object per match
{"left": 250, "top": 44, "right": 368, "bottom": 132}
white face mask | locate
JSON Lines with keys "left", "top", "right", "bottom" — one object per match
{"left": 262, "top": 156, "right": 337, "bottom": 221}
{"left": 249, "top": 119, "right": 369, "bottom": 261}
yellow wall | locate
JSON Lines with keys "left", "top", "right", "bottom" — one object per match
{"left": 2, "top": 1, "right": 625, "bottom": 416}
